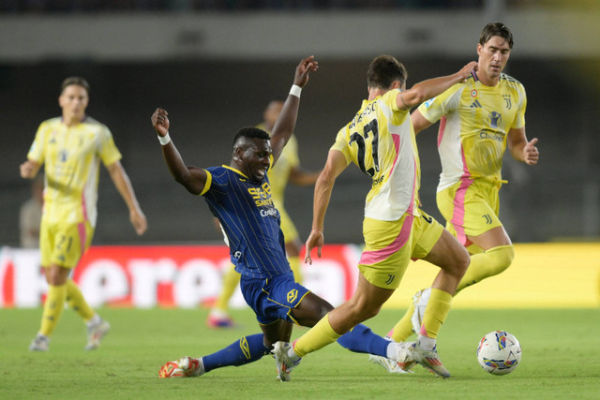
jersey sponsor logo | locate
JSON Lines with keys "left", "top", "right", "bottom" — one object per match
{"left": 482, "top": 214, "right": 493, "bottom": 224}
{"left": 259, "top": 208, "right": 278, "bottom": 218}
{"left": 503, "top": 94, "right": 512, "bottom": 110}
{"left": 489, "top": 111, "right": 502, "bottom": 129}
{"left": 479, "top": 129, "right": 504, "bottom": 142}
{"left": 287, "top": 289, "right": 298, "bottom": 303}
{"left": 385, "top": 274, "right": 396, "bottom": 286}
{"left": 470, "top": 100, "right": 482, "bottom": 108}
{"left": 247, "top": 183, "right": 273, "bottom": 207}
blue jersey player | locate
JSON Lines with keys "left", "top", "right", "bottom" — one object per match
{"left": 153, "top": 56, "right": 414, "bottom": 381}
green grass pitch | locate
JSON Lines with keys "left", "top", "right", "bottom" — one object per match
{"left": 1, "top": 307, "right": 599, "bottom": 399}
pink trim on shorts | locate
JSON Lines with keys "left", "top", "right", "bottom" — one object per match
{"left": 359, "top": 213, "right": 414, "bottom": 265}
{"left": 387, "top": 134, "right": 401, "bottom": 178}
{"left": 359, "top": 159, "right": 418, "bottom": 265}
{"left": 449, "top": 146, "right": 473, "bottom": 246}
{"left": 437, "top": 116, "right": 447, "bottom": 148}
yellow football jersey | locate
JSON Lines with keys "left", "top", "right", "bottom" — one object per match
{"left": 331, "top": 89, "right": 421, "bottom": 221}
{"left": 268, "top": 135, "right": 299, "bottom": 207}
{"left": 418, "top": 73, "right": 527, "bottom": 191}
{"left": 27, "top": 117, "right": 122, "bottom": 226}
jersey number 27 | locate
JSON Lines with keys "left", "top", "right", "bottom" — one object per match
{"left": 349, "top": 119, "right": 379, "bottom": 177}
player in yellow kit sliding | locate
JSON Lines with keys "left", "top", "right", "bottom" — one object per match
{"left": 207, "top": 100, "right": 319, "bottom": 327}
{"left": 20, "top": 77, "right": 147, "bottom": 351}
{"left": 371, "top": 23, "right": 540, "bottom": 373}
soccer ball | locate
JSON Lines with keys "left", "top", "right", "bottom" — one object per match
{"left": 476, "top": 330, "right": 522, "bottom": 375}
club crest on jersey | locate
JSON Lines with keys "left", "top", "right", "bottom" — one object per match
{"left": 471, "top": 89, "right": 478, "bottom": 98}
{"left": 287, "top": 289, "right": 298, "bottom": 303}
{"left": 503, "top": 94, "right": 512, "bottom": 110}
{"left": 489, "top": 111, "right": 502, "bottom": 129}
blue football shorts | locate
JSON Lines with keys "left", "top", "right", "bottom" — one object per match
{"left": 240, "top": 272, "right": 310, "bottom": 325}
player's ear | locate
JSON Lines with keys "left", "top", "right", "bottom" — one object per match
{"left": 232, "top": 145, "right": 243, "bottom": 162}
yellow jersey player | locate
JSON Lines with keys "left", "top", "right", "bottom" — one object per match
{"left": 20, "top": 77, "right": 147, "bottom": 352}
{"left": 375, "top": 23, "right": 540, "bottom": 371}
{"left": 207, "top": 100, "right": 318, "bottom": 328}
{"left": 272, "top": 56, "right": 478, "bottom": 379}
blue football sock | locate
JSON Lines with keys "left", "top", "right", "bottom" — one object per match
{"left": 202, "top": 333, "right": 270, "bottom": 372}
{"left": 336, "top": 324, "right": 389, "bottom": 357}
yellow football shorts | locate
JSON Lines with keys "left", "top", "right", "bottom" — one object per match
{"left": 437, "top": 178, "right": 503, "bottom": 246}
{"left": 358, "top": 209, "right": 444, "bottom": 289}
{"left": 40, "top": 219, "right": 94, "bottom": 268}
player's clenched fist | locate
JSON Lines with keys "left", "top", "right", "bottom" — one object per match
{"left": 151, "top": 108, "right": 170, "bottom": 136}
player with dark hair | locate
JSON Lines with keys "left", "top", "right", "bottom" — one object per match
{"left": 272, "top": 55, "right": 478, "bottom": 379}
{"left": 21, "top": 76, "right": 147, "bottom": 352}
{"left": 207, "top": 100, "right": 318, "bottom": 328}
{"left": 371, "top": 22, "right": 539, "bottom": 373}
{"left": 154, "top": 56, "right": 412, "bottom": 381}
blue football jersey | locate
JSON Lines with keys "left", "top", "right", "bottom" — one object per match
{"left": 202, "top": 165, "right": 290, "bottom": 278}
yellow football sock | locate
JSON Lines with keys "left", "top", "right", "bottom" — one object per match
{"left": 456, "top": 245, "right": 515, "bottom": 294}
{"left": 65, "top": 279, "right": 95, "bottom": 321}
{"left": 390, "top": 299, "right": 416, "bottom": 342}
{"left": 293, "top": 314, "right": 341, "bottom": 357}
{"left": 215, "top": 264, "right": 241, "bottom": 311}
{"left": 420, "top": 288, "right": 452, "bottom": 339}
{"left": 288, "top": 256, "right": 303, "bottom": 283}
{"left": 40, "top": 284, "right": 67, "bottom": 337}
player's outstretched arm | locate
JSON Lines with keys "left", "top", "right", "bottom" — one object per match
{"left": 398, "top": 61, "right": 478, "bottom": 110}
{"left": 410, "top": 109, "right": 435, "bottom": 136}
{"left": 305, "top": 149, "right": 347, "bottom": 265}
{"left": 289, "top": 166, "right": 320, "bottom": 186}
{"left": 270, "top": 56, "right": 319, "bottom": 163}
{"left": 507, "top": 127, "right": 539, "bottom": 165}
{"left": 151, "top": 108, "right": 208, "bottom": 195}
{"left": 106, "top": 161, "right": 148, "bottom": 235}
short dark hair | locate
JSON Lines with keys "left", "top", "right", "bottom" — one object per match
{"left": 366, "top": 55, "right": 407, "bottom": 89}
{"left": 232, "top": 127, "right": 270, "bottom": 147}
{"left": 60, "top": 76, "right": 90, "bottom": 95}
{"left": 479, "top": 22, "right": 514, "bottom": 49}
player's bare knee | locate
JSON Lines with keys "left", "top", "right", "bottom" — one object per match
{"left": 448, "top": 246, "right": 470, "bottom": 279}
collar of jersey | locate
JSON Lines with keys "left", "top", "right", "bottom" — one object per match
{"left": 222, "top": 165, "right": 249, "bottom": 178}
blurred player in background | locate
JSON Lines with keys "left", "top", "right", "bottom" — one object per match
{"left": 207, "top": 99, "right": 319, "bottom": 328}
{"left": 20, "top": 77, "right": 147, "bottom": 352}
{"left": 155, "top": 56, "right": 412, "bottom": 381}
{"left": 372, "top": 22, "right": 539, "bottom": 373}
{"left": 273, "top": 55, "right": 478, "bottom": 379}
{"left": 19, "top": 174, "right": 44, "bottom": 249}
